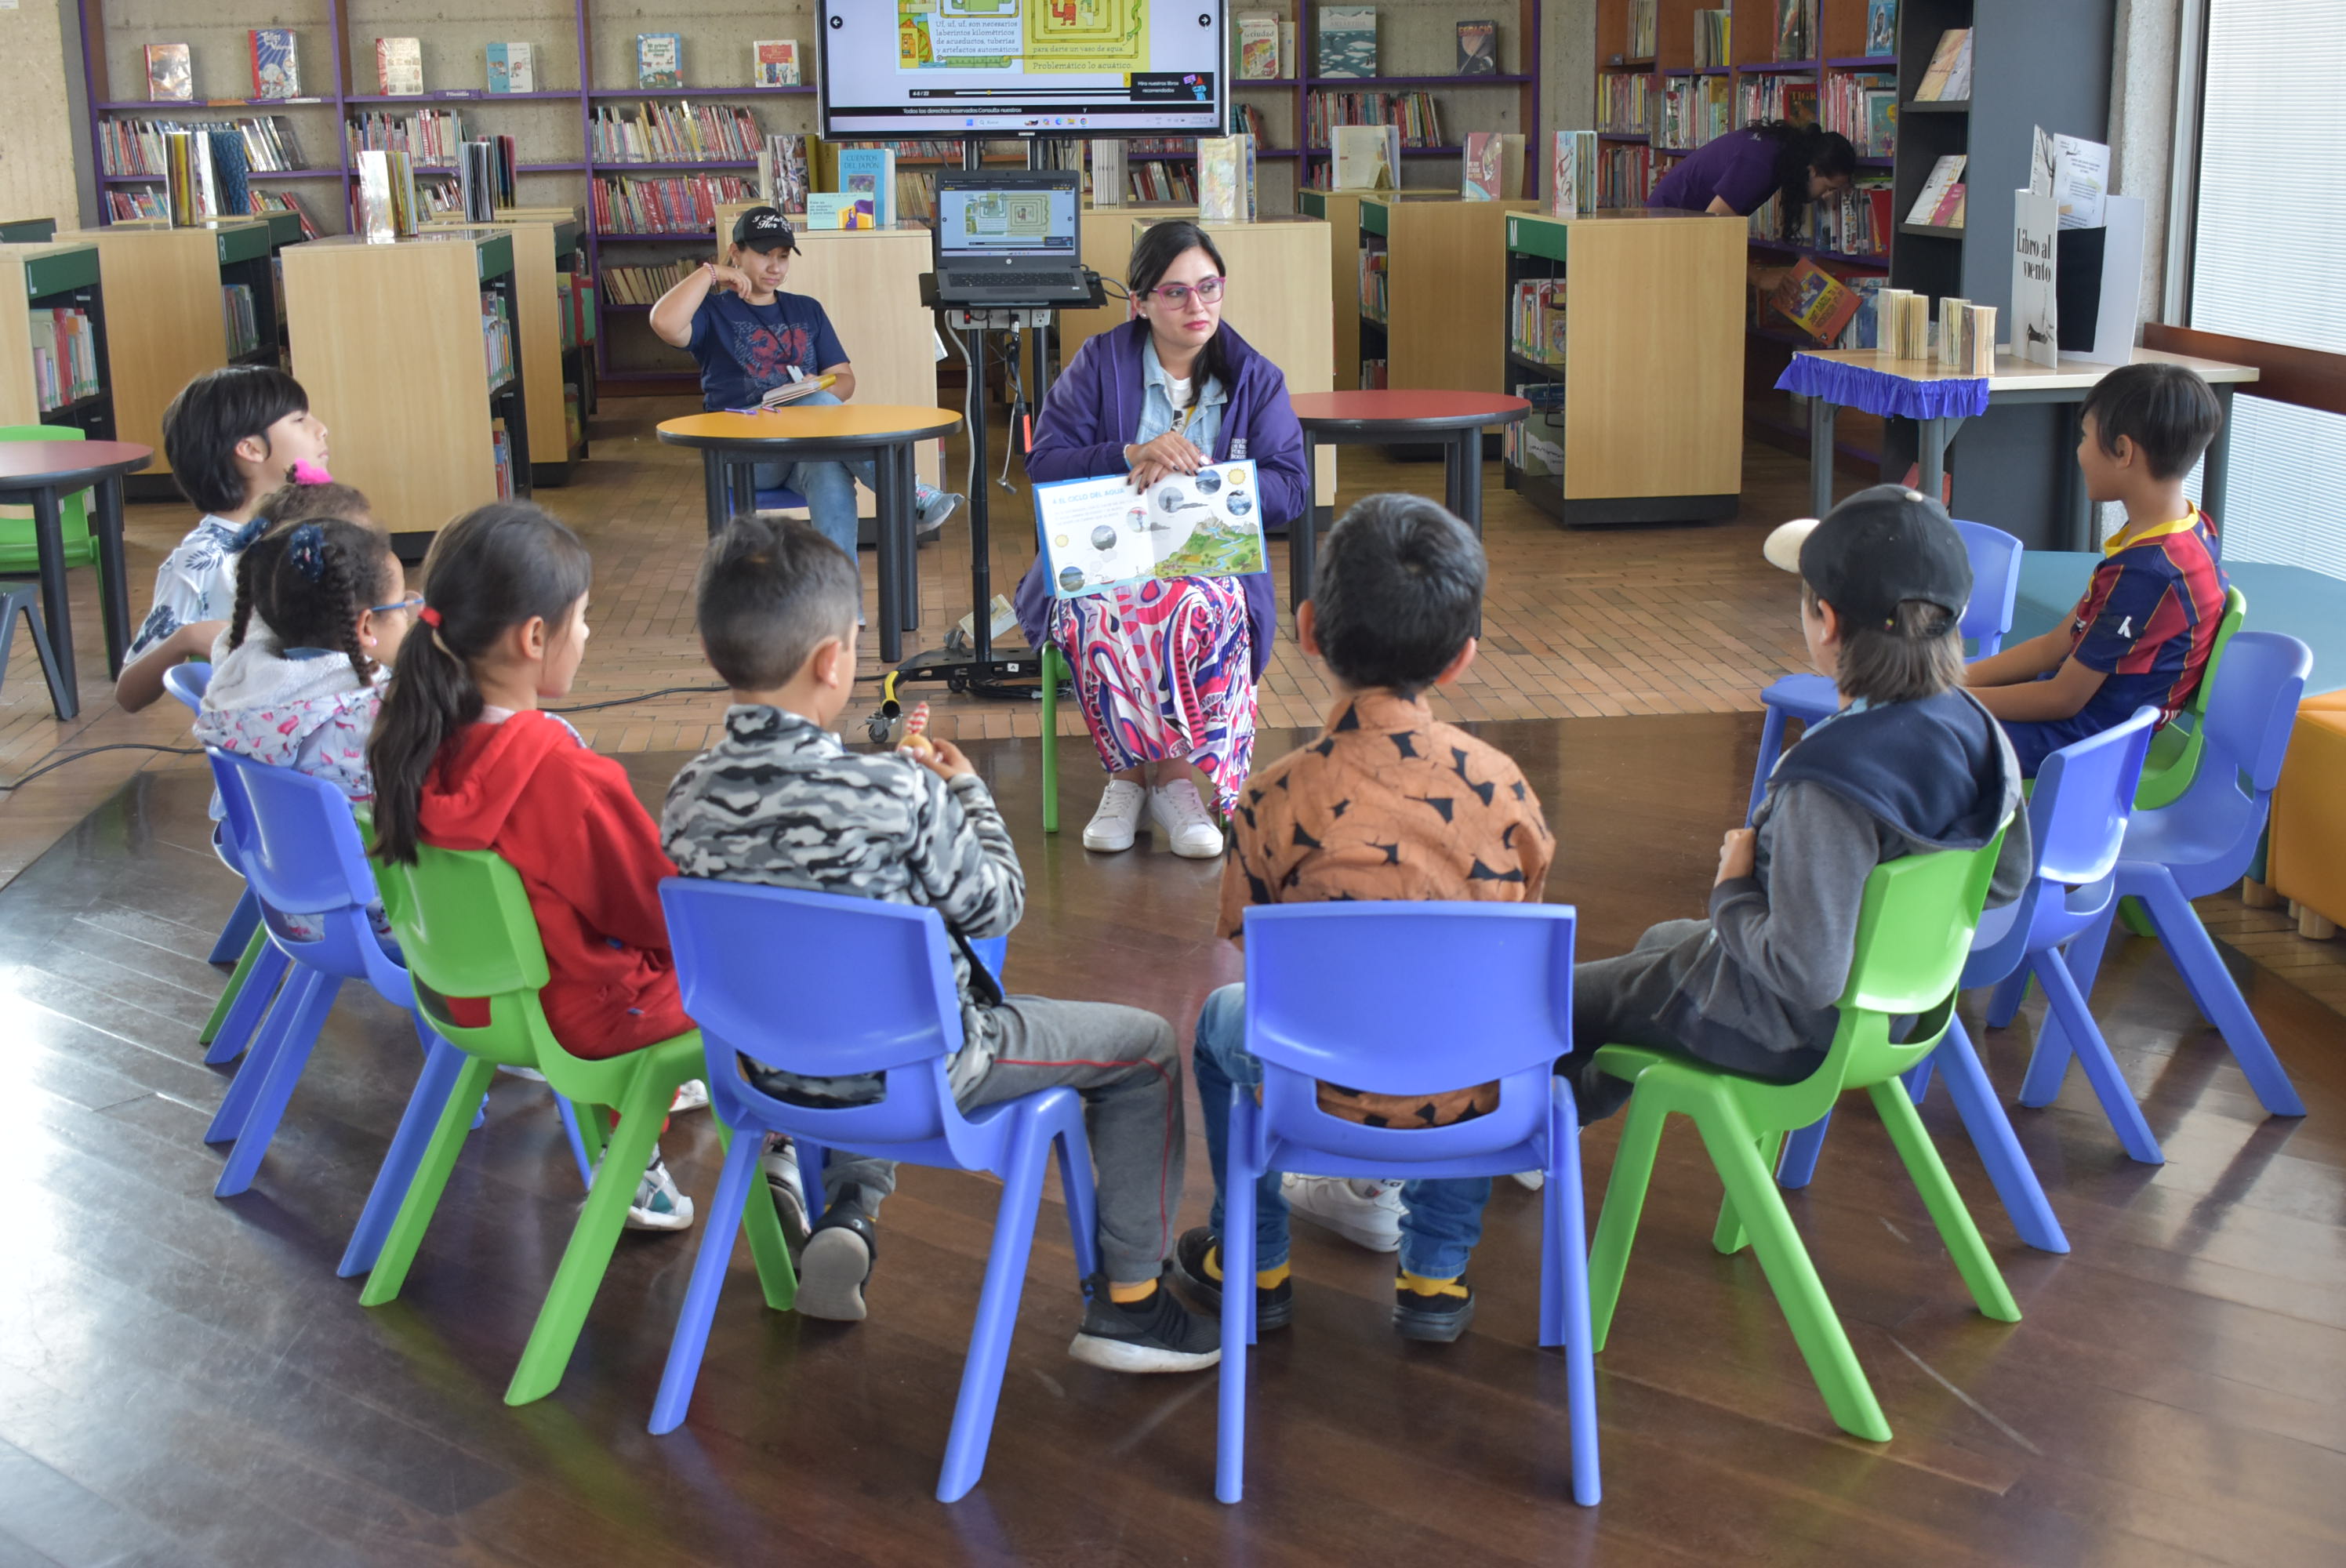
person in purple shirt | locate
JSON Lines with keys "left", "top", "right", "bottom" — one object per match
{"left": 1651, "top": 120, "right": 1857, "bottom": 217}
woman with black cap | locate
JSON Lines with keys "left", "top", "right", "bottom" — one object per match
{"left": 650, "top": 205, "right": 963, "bottom": 560}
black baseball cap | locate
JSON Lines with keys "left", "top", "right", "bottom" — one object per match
{"left": 732, "top": 206, "right": 798, "bottom": 253}
{"left": 1763, "top": 485, "right": 1972, "bottom": 629}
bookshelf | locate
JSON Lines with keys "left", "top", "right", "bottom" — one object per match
{"left": 1357, "top": 194, "right": 1532, "bottom": 396}
{"left": 425, "top": 205, "right": 592, "bottom": 485}
{"left": 1500, "top": 209, "right": 1744, "bottom": 525}
{"left": 53, "top": 217, "right": 274, "bottom": 492}
{"left": 0, "top": 241, "right": 114, "bottom": 434}
{"left": 1298, "top": 187, "right": 1381, "bottom": 397}
{"left": 281, "top": 228, "right": 528, "bottom": 534}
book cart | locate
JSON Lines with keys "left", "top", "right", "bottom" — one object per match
{"left": 54, "top": 216, "right": 274, "bottom": 495}
{"left": 281, "top": 228, "right": 527, "bottom": 537}
{"left": 1357, "top": 194, "right": 1532, "bottom": 401}
{"left": 1501, "top": 209, "right": 1745, "bottom": 526}
{"left": 427, "top": 205, "right": 593, "bottom": 484}
{"left": 0, "top": 241, "right": 115, "bottom": 437}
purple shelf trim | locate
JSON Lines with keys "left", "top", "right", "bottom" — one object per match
{"left": 1598, "top": 131, "right": 1649, "bottom": 141}
{"left": 589, "top": 158, "right": 758, "bottom": 170}
{"left": 1738, "top": 60, "right": 1820, "bottom": 75}
{"left": 1857, "top": 155, "right": 1894, "bottom": 167}
{"left": 585, "top": 85, "right": 814, "bottom": 99}
{"left": 100, "top": 98, "right": 339, "bottom": 110}
{"left": 103, "top": 168, "right": 347, "bottom": 181}
{"left": 1776, "top": 354, "right": 1988, "bottom": 420}
{"left": 597, "top": 230, "right": 718, "bottom": 241}
{"left": 1824, "top": 56, "right": 1900, "bottom": 68}
{"left": 346, "top": 91, "right": 585, "bottom": 103}
{"left": 1304, "top": 73, "right": 1534, "bottom": 88}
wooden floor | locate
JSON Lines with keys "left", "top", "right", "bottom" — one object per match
{"left": 5, "top": 712, "right": 2344, "bottom": 1567}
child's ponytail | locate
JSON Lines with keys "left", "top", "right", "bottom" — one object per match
{"left": 368, "top": 502, "right": 594, "bottom": 863}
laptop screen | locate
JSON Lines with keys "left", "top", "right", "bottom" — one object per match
{"left": 939, "top": 183, "right": 1080, "bottom": 260}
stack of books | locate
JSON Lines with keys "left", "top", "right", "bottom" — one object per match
{"left": 591, "top": 102, "right": 764, "bottom": 163}
{"left": 28, "top": 307, "right": 101, "bottom": 412}
{"left": 591, "top": 175, "right": 758, "bottom": 234}
{"left": 347, "top": 111, "right": 466, "bottom": 168}
{"left": 101, "top": 116, "right": 304, "bottom": 176}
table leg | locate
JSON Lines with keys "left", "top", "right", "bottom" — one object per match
{"left": 2203, "top": 384, "right": 2235, "bottom": 525}
{"left": 1291, "top": 441, "right": 1318, "bottom": 612}
{"left": 895, "top": 441, "right": 921, "bottom": 633}
{"left": 1459, "top": 428, "right": 1487, "bottom": 536}
{"left": 1919, "top": 416, "right": 1948, "bottom": 509}
{"left": 701, "top": 450, "right": 726, "bottom": 538}
{"left": 31, "top": 486, "right": 79, "bottom": 717}
{"left": 1809, "top": 399, "right": 1837, "bottom": 518}
{"left": 95, "top": 474, "right": 132, "bottom": 677}
{"left": 873, "top": 443, "right": 904, "bottom": 665}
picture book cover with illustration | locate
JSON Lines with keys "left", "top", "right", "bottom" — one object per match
{"left": 1455, "top": 20, "right": 1498, "bottom": 74}
{"left": 638, "top": 33, "right": 683, "bottom": 89}
{"left": 250, "top": 30, "right": 298, "bottom": 100}
{"left": 1039, "top": 462, "right": 1268, "bottom": 598}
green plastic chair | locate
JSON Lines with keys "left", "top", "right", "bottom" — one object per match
{"left": 1586, "top": 829, "right": 2021, "bottom": 1443}
{"left": 359, "top": 844, "right": 797, "bottom": 1406}
{"left": 2134, "top": 586, "right": 2247, "bottom": 811}
{"left": 0, "top": 423, "right": 100, "bottom": 575}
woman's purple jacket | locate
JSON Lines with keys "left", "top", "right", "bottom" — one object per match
{"left": 1013, "top": 318, "right": 1308, "bottom": 682}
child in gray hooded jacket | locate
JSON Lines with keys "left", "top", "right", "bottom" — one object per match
{"left": 1568, "top": 487, "right": 2032, "bottom": 1095}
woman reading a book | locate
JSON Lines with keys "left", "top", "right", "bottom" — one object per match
{"left": 1649, "top": 121, "right": 1857, "bottom": 219}
{"left": 1014, "top": 220, "right": 1307, "bottom": 861}
{"left": 649, "top": 206, "right": 961, "bottom": 565}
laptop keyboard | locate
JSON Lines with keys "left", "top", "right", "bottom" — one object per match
{"left": 950, "top": 270, "right": 1078, "bottom": 289}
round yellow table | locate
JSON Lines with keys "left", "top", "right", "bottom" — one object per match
{"left": 657, "top": 405, "right": 964, "bottom": 663}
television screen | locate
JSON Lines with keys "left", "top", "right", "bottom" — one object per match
{"left": 819, "top": 1, "right": 1226, "bottom": 140}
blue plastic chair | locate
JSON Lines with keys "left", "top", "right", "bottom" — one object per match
{"left": 1992, "top": 631, "right": 2312, "bottom": 1151}
{"left": 1776, "top": 706, "right": 2163, "bottom": 1227}
{"left": 648, "top": 879, "right": 1093, "bottom": 1504}
{"left": 1218, "top": 902, "right": 1600, "bottom": 1508}
{"left": 162, "top": 662, "right": 267, "bottom": 978}
{"left": 1745, "top": 518, "right": 2024, "bottom": 822}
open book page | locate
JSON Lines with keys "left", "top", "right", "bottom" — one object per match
{"left": 1037, "top": 461, "right": 1269, "bottom": 599}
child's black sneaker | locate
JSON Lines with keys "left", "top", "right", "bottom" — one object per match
{"left": 797, "top": 1189, "right": 877, "bottom": 1322}
{"left": 1393, "top": 1273, "right": 1476, "bottom": 1342}
{"left": 1069, "top": 1268, "right": 1222, "bottom": 1372}
{"left": 1172, "top": 1225, "right": 1294, "bottom": 1331}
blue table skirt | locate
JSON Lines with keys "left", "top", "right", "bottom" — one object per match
{"left": 1776, "top": 355, "right": 1992, "bottom": 422}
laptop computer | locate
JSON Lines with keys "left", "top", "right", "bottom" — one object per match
{"left": 932, "top": 170, "right": 1093, "bottom": 306}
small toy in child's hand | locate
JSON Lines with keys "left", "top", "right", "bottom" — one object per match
{"left": 895, "top": 699, "right": 935, "bottom": 757}
{"left": 289, "top": 459, "right": 334, "bottom": 485}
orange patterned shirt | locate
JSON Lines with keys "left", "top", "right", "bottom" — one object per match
{"left": 1218, "top": 688, "right": 1555, "bottom": 1127}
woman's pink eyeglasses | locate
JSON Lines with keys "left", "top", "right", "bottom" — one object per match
{"left": 1146, "top": 277, "right": 1226, "bottom": 307}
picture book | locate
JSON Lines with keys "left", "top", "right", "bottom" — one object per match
{"left": 1774, "top": 0, "right": 1814, "bottom": 63}
{"left": 1928, "top": 182, "right": 1965, "bottom": 228}
{"left": 1197, "top": 134, "right": 1255, "bottom": 223}
{"left": 1865, "top": 0, "right": 1897, "bottom": 56}
{"left": 486, "top": 42, "right": 535, "bottom": 95}
{"left": 1455, "top": 20, "right": 1498, "bottom": 75}
{"left": 2010, "top": 189, "right": 2059, "bottom": 368}
{"left": 376, "top": 38, "right": 423, "bottom": 97}
{"left": 1772, "top": 258, "right": 1859, "bottom": 343}
{"left": 1089, "top": 140, "right": 1127, "bottom": 205}
{"left": 755, "top": 41, "right": 801, "bottom": 87}
{"left": 750, "top": 372, "right": 837, "bottom": 411}
{"left": 1904, "top": 153, "right": 1964, "bottom": 224}
{"left": 637, "top": 33, "right": 683, "bottom": 89}
{"left": 1915, "top": 29, "right": 1971, "bottom": 101}
{"left": 1331, "top": 123, "right": 1398, "bottom": 190}
{"left": 2051, "top": 132, "right": 2110, "bottom": 229}
{"left": 835, "top": 147, "right": 895, "bottom": 228}
{"left": 1317, "top": 6, "right": 1378, "bottom": 79}
{"left": 1237, "top": 13, "right": 1281, "bottom": 80}
{"left": 805, "top": 193, "right": 864, "bottom": 230}
{"left": 1462, "top": 132, "right": 1520, "bottom": 201}
{"left": 1549, "top": 131, "right": 1582, "bottom": 218}
{"left": 1037, "top": 461, "right": 1268, "bottom": 601}
{"left": 761, "top": 133, "right": 811, "bottom": 212}
{"left": 249, "top": 30, "right": 298, "bottom": 100}
{"left": 145, "top": 43, "right": 193, "bottom": 103}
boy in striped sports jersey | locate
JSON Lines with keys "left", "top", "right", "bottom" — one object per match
{"left": 1966, "top": 362, "right": 2231, "bottom": 776}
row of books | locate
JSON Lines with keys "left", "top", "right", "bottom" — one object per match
{"left": 1658, "top": 75, "right": 1731, "bottom": 151}
{"left": 1738, "top": 73, "right": 1818, "bottom": 128}
{"left": 1629, "top": 0, "right": 1658, "bottom": 60}
{"left": 1596, "top": 143, "right": 1659, "bottom": 209}
{"left": 1908, "top": 154, "right": 1966, "bottom": 227}
{"left": 100, "top": 185, "right": 317, "bottom": 233}
{"left": 1306, "top": 91, "right": 1444, "bottom": 151}
{"left": 366, "top": 35, "right": 800, "bottom": 98}
{"left": 490, "top": 419, "right": 517, "bottom": 500}
{"left": 1359, "top": 358, "right": 1389, "bottom": 390}
{"left": 1800, "top": 180, "right": 1894, "bottom": 259}
{"left": 1508, "top": 279, "right": 1567, "bottom": 365}
{"left": 1128, "top": 162, "right": 1198, "bottom": 205}
{"left": 101, "top": 115, "right": 303, "bottom": 176}
{"left": 1821, "top": 71, "right": 1898, "bottom": 159}
{"left": 590, "top": 103, "right": 764, "bottom": 165}
{"left": 223, "top": 283, "right": 261, "bottom": 358}
{"left": 552, "top": 274, "right": 597, "bottom": 350}
{"left": 1693, "top": 9, "right": 1731, "bottom": 69}
{"left": 1358, "top": 246, "right": 1389, "bottom": 324}
{"left": 482, "top": 291, "right": 516, "bottom": 394}
{"left": 599, "top": 261, "right": 693, "bottom": 307}
{"left": 347, "top": 111, "right": 466, "bottom": 168}
{"left": 456, "top": 138, "right": 517, "bottom": 222}
{"left": 163, "top": 129, "right": 252, "bottom": 226}
{"left": 590, "top": 175, "right": 758, "bottom": 234}
{"left": 29, "top": 308, "right": 101, "bottom": 413}
{"left": 354, "top": 149, "right": 422, "bottom": 238}
{"left": 1599, "top": 74, "right": 1651, "bottom": 136}
{"left": 1502, "top": 385, "right": 1567, "bottom": 478}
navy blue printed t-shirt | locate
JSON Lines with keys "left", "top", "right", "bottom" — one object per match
{"left": 687, "top": 289, "right": 848, "bottom": 412}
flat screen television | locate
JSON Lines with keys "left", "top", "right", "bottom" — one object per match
{"left": 819, "top": 1, "right": 1226, "bottom": 141}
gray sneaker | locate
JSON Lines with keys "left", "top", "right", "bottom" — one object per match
{"left": 916, "top": 490, "right": 964, "bottom": 539}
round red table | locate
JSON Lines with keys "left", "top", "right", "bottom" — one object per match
{"left": 0, "top": 438, "right": 151, "bottom": 717}
{"left": 1286, "top": 390, "right": 1530, "bottom": 609}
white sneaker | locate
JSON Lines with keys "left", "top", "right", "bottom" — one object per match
{"left": 761, "top": 1136, "right": 808, "bottom": 1242}
{"left": 619, "top": 1149, "right": 695, "bottom": 1232}
{"left": 1512, "top": 1171, "right": 1545, "bottom": 1191}
{"left": 670, "top": 1078, "right": 708, "bottom": 1113}
{"left": 1283, "top": 1174, "right": 1404, "bottom": 1253}
{"left": 1082, "top": 779, "right": 1148, "bottom": 852}
{"left": 1149, "top": 778, "right": 1224, "bottom": 859}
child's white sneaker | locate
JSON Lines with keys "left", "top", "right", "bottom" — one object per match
{"left": 761, "top": 1135, "right": 808, "bottom": 1242}
{"left": 1512, "top": 1171, "right": 1545, "bottom": 1191}
{"left": 1083, "top": 779, "right": 1148, "bottom": 852}
{"left": 670, "top": 1078, "right": 709, "bottom": 1113}
{"left": 1283, "top": 1174, "right": 1404, "bottom": 1252}
{"left": 1149, "top": 778, "right": 1224, "bottom": 859}
{"left": 619, "top": 1149, "right": 695, "bottom": 1232}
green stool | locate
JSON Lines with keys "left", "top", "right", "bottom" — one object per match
{"left": 1587, "top": 831, "right": 2021, "bottom": 1443}
{"left": 0, "top": 423, "right": 102, "bottom": 576}
{"left": 361, "top": 844, "right": 796, "bottom": 1406}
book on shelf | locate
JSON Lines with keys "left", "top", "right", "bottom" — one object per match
{"left": 805, "top": 192, "right": 869, "bottom": 230}
{"left": 491, "top": 419, "right": 515, "bottom": 499}
{"left": 1330, "top": 124, "right": 1398, "bottom": 191}
{"left": 592, "top": 101, "right": 765, "bottom": 163}
{"left": 1823, "top": 71, "right": 1897, "bottom": 158}
{"left": 1661, "top": 74, "right": 1733, "bottom": 151}
{"left": 1089, "top": 140, "right": 1127, "bottom": 205}
{"left": 104, "top": 116, "right": 306, "bottom": 176}
{"left": 1551, "top": 130, "right": 1596, "bottom": 217}
{"left": 254, "top": 188, "right": 321, "bottom": 238}
{"left": 835, "top": 147, "right": 895, "bottom": 228}
{"left": 1309, "top": 90, "right": 1441, "bottom": 149}
{"left": 1873, "top": 287, "right": 1930, "bottom": 361}
{"left": 1866, "top": 0, "right": 1898, "bottom": 56}
{"left": 755, "top": 41, "right": 801, "bottom": 87}
{"left": 1357, "top": 245, "right": 1388, "bottom": 322}
{"left": 1774, "top": 0, "right": 1814, "bottom": 63}
{"left": 459, "top": 140, "right": 500, "bottom": 222}
{"left": 482, "top": 289, "right": 515, "bottom": 392}
{"left": 1456, "top": 20, "right": 1498, "bottom": 75}
{"left": 1126, "top": 161, "right": 1197, "bottom": 203}
{"left": 1237, "top": 13, "right": 1281, "bottom": 80}
{"left": 1600, "top": 73, "right": 1651, "bottom": 135}
{"left": 146, "top": 44, "right": 193, "bottom": 102}
{"left": 223, "top": 282, "right": 260, "bottom": 358}
{"left": 758, "top": 134, "right": 812, "bottom": 213}
{"left": 1905, "top": 153, "right": 1964, "bottom": 223}
{"left": 349, "top": 111, "right": 467, "bottom": 168}
{"left": 1737, "top": 71, "right": 1815, "bottom": 129}
{"left": 1197, "top": 134, "right": 1256, "bottom": 222}
{"left": 250, "top": 30, "right": 298, "bottom": 100}
{"left": 486, "top": 42, "right": 535, "bottom": 95}
{"left": 28, "top": 307, "right": 102, "bottom": 412}
{"left": 1693, "top": 9, "right": 1730, "bottom": 69}
{"left": 598, "top": 259, "right": 694, "bottom": 305}
{"left": 354, "top": 149, "right": 420, "bottom": 239}
{"left": 1801, "top": 177, "right": 1892, "bottom": 256}
{"left": 591, "top": 173, "right": 757, "bottom": 234}
{"left": 377, "top": 38, "right": 423, "bottom": 97}
{"left": 1509, "top": 278, "right": 1567, "bottom": 363}
{"left": 638, "top": 33, "right": 683, "bottom": 89}
{"left": 1771, "top": 258, "right": 1859, "bottom": 343}
{"left": 1461, "top": 132, "right": 1520, "bottom": 201}
{"left": 1914, "top": 29, "right": 1971, "bottom": 102}
{"left": 1598, "top": 142, "right": 1656, "bottom": 208}
{"left": 1360, "top": 358, "right": 1386, "bottom": 389}
{"left": 1235, "top": 102, "right": 1270, "bottom": 147}
{"left": 1936, "top": 296, "right": 1996, "bottom": 376}
{"left": 1629, "top": 0, "right": 1656, "bottom": 59}
{"left": 1317, "top": 7, "right": 1378, "bottom": 78}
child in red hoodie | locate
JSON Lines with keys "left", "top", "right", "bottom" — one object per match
{"left": 368, "top": 502, "right": 697, "bottom": 1231}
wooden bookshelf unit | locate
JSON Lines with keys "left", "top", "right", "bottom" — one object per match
{"left": 281, "top": 228, "right": 527, "bottom": 534}
{"left": 426, "top": 205, "right": 592, "bottom": 485}
{"left": 0, "top": 240, "right": 114, "bottom": 436}
{"left": 1358, "top": 194, "right": 1533, "bottom": 396}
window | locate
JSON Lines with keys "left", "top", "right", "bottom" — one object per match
{"left": 2185, "top": 0, "right": 2346, "bottom": 578}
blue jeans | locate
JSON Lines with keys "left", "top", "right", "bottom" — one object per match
{"left": 1192, "top": 983, "right": 1492, "bottom": 1279}
{"left": 747, "top": 387, "right": 935, "bottom": 562}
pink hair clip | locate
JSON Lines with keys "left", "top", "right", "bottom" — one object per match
{"left": 289, "top": 459, "right": 334, "bottom": 485}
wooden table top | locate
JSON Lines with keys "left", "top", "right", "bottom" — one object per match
{"left": 1792, "top": 344, "right": 2262, "bottom": 393}
{"left": 1288, "top": 390, "right": 1533, "bottom": 430}
{"left": 657, "top": 406, "right": 964, "bottom": 450}
{"left": 0, "top": 440, "right": 153, "bottom": 487}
